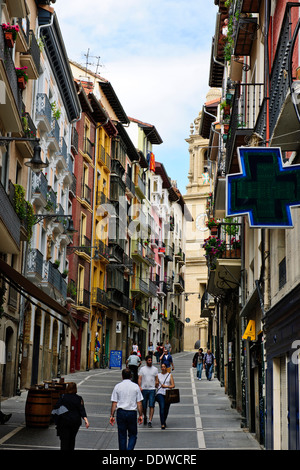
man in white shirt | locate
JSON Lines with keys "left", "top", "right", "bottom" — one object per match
{"left": 110, "top": 368, "right": 144, "bottom": 450}
{"left": 138, "top": 355, "right": 159, "bottom": 428}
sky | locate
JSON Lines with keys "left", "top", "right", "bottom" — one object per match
{"left": 53, "top": 0, "right": 217, "bottom": 195}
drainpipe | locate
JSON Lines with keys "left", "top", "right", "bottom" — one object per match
{"left": 263, "top": 0, "right": 271, "bottom": 314}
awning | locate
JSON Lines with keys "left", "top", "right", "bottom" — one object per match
{"left": 0, "top": 259, "right": 78, "bottom": 339}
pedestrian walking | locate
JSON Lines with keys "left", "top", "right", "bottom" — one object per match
{"left": 154, "top": 342, "right": 162, "bottom": 363}
{"left": 192, "top": 348, "right": 205, "bottom": 380}
{"left": 126, "top": 350, "right": 141, "bottom": 384}
{"left": 52, "top": 382, "right": 89, "bottom": 451}
{"left": 110, "top": 368, "right": 144, "bottom": 451}
{"left": 204, "top": 349, "right": 216, "bottom": 381}
{"left": 155, "top": 363, "right": 175, "bottom": 429}
{"left": 147, "top": 341, "right": 154, "bottom": 357}
{"left": 164, "top": 340, "right": 172, "bottom": 353}
{"left": 132, "top": 341, "right": 138, "bottom": 353}
{"left": 160, "top": 347, "right": 174, "bottom": 373}
{"left": 138, "top": 355, "right": 159, "bottom": 428}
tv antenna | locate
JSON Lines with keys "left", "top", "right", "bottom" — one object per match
{"left": 84, "top": 49, "right": 103, "bottom": 77}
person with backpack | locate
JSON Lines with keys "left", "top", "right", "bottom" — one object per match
{"left": 204, "top": 349, "right": 216, "bottom": 381}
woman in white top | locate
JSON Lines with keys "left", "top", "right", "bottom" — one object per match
{"left": 155, "top": 363, "right": 175, "bottom": 429}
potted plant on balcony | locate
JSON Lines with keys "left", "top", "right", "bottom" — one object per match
{"left": 206, "top": 217, "right": 219, "bottom": 235}
{"left": 230, "top": 237, "right": 241, "bottom": 257}
{"left": 15, "top": 66, "right": 28, "bottom": 90}
{"left": 2, "top": 23, "right": 19, "bottom": 48}
{"left": 53, "top": 259, "right": 60, "bottom": 269}
{"left": 62, "top": 269, "right": 69, "bottom": 279}
{"left": 202, "top": 236, "right": 226, "bottom": 268}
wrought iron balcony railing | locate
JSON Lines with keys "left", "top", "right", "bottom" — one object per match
{"left": 225, "top": 82, "right": 264, "bottom": 173}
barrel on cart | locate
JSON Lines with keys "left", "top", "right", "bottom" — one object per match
{"left": 25, "top": 389, "right": 52, "bottom": 428}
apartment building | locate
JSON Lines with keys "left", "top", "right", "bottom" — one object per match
{"left": 0, "top": 1, "right": 80, "bottom": 395}
{"left": 202, "top": 0, "right": 300, "bottom": 449}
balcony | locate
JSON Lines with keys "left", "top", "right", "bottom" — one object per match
{"left": 174, "top": 274, "right": 185, "bottom": 292}
{"left": 17, "top": 110, "right": 37, "bottom": 159}
{"left": 131, "top": 277, "right": 151, "bottom": 297}
{"left": 144, "top": 245, "right": 156, "bottom": 266}
{"left": 81, "top": 182, "right": 92, "bottom": 206}
{"left": 0, "top": 181, "right": 21, "bottom": 253}
{"left": 26, "top": 249, "right": 44, "bottom": 283}
{"left": 135, "top": 174, "right": 146, "bottom": 200}
{"left": 0, "top": 28, "right": 23, "bottom": 133}
{"left": 262, "top": 5, "right": 300, "bottom": 153}
{"left": 31, "top": 171, "right": 48, "bottom": 207}
{"left": 91, "top": 287, "right": 108, "bottom": 308}
{"left": 77, "top": 235, "right": 91, "bottom": 258}
{"left": 108, "top": 242, "right": 124, "bottom": 264}
{"left": 175, "top": 247, "right": 185, "bottom": 265}
{"left": 71, "top": 126, "right": 78, "bottom": 155}
{"left": 240, "top": 0, "right": 262, "bottom": 13}
{"left": 78, "top": 288, "right": 91, "bottom": 309}
{"left": 148, "top": 279, "right": 158, "bottom": 297}
{"left": 35, "top": 93, "right": 52, "bottom": 132}
{"left": 69, "top": 173, "right": 77, "bottom": 197}
{"left": 83, "top": 137, "right": 94, "bottom": 162}
{"left": 206, "top": 221, "right": 242, "bottom": 295}
{"left": 47, "top": 118, "right": 60, "bottom": 152}
{"left": 234, "top": 17, "right": 259, "bottom": 57}
{"left": 6, "top": 0, "right": 27, "bottom": 17}
{"left": 225, "top": 83, "right": 264, "bottom": 174}
{"left": 56, "top": 137, "right": 68, "bottom": 169}
{"left": 131, "top": 240, "right": 144, "bottom": 262}
{"left": 98, "top": 145, "right": 111, "bottom": 170}
{"left": 124, "top": 172, "right": 135, "bottom": 198}
{"left": 41, "top": 261, "right": 67, "bottom": 299}
{"left": 95, "top": 239, "right": 109, "bottom": 261}
{"left": 19, "top": 30, "right": 40, "bottom": 79}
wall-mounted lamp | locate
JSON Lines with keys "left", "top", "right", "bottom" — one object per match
{"left": 0, "top": 137, "right": 47, "bottom": 174}
{"left": 34, "top": 214, "right": 77, "bottom": 235}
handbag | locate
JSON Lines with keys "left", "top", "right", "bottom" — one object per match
{"left": 165, "top": 388, "right": 180, "bottom": 404}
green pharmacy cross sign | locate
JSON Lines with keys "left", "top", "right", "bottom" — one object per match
{"left": 226, "top": 147, "right": 300, "bottom": 228}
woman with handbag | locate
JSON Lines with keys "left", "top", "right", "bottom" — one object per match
{"left": 52, "top": 382, "right": 89, "bottom": 450}
{"left": 155, "top": 363, "right": 175, "bottom": 429}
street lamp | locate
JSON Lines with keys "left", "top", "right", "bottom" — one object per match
{"left": 0, "top": 137, "right": 47, "bottom": 173}
{"left": 33, "top": 214, "right": 77, "bottom": 235}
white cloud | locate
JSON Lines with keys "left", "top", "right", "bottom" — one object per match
{"left": 53, "top": 0, "right": 217, "bottom": 193}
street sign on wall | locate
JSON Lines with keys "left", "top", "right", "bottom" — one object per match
{"left": 226, "top": 147, "right": 300, "bottom": 228}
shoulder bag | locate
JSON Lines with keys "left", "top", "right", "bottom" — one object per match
{"left": 165, "top": 388, "right": 180, "bottom": 404}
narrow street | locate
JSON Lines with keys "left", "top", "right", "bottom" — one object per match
{"left": 0, "top": 352, "right": 261, "bottom": 453}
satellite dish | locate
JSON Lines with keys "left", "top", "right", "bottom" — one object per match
{"left": 185, "top": 318, "right": 190, "bottom": 323}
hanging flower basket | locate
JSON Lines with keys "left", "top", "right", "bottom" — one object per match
{"left": 205, "top": 217, "right": 219, "bottom": 234}
{"left": 2, "top": 23, "right": 19, "bottom": 47}
{"left": 15, "top": 66, "right": 28, "bottom": 90}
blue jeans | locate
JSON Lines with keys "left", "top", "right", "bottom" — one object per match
{"left": 142, "top": 389, "right": 156, "bottom": 410}
{"left": 196, "top": 363, "right": 203, "bottom": 379}
{"left": 155, "top": 394, "right": 170, "bottom": 426}
{"left": 205, "top": 363, "right": 213, "bottom": 380}
{"left": 116, "top": 409, "right": 138, "bottom": 450}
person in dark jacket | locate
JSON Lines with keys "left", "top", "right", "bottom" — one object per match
{"left": 52, "top": 382, "right": 89, "bottom": 450}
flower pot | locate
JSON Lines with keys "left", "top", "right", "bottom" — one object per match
{"left": 17, "top": 76, "right": 26, "bottom": 90}
{"left": 4, "top": 31, "right": 14, "bottom": 48}
{"left": 210, "top": 226, "right": 218, "bottom": 235}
